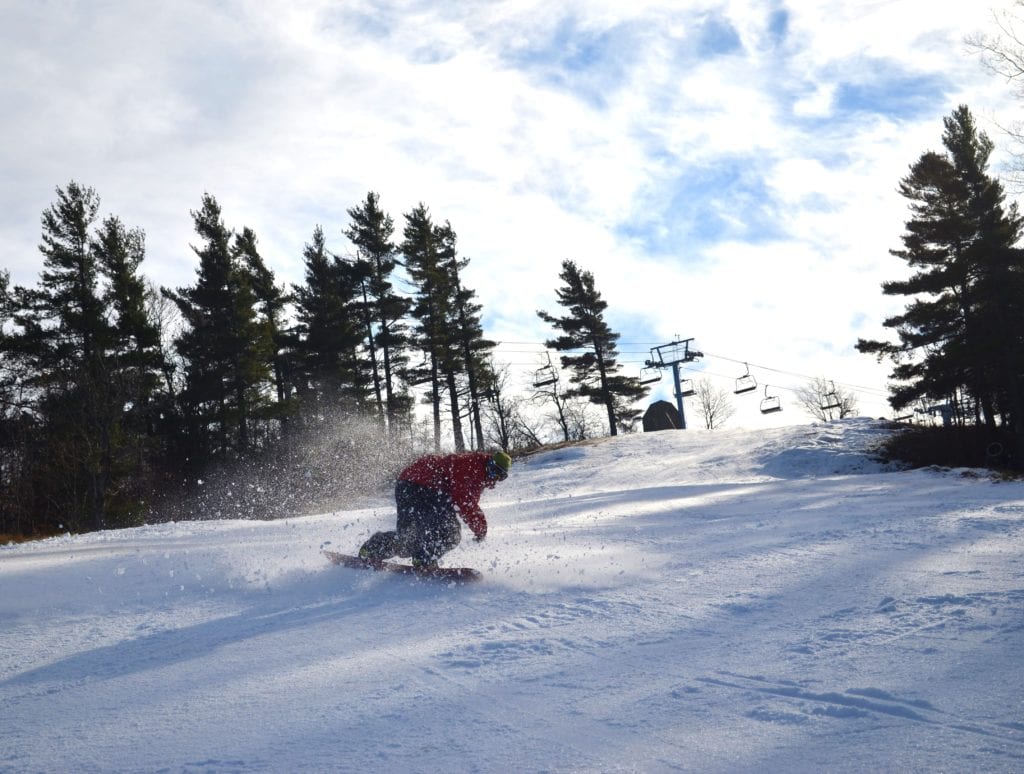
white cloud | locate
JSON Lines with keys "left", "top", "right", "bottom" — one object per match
{"left": 792, "top": 82, "right": 835, "bottom": 117}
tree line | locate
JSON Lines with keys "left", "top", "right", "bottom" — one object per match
{"left": 10, "top": 106, "right": 1015, "bottom": 541}
{"left": 0, "top": 187, "right": 499, "bottom": 536}
{"left": 0, "top": 186, "right": 646, "bottom": 537}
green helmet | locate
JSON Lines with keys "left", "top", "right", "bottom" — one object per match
{"left": 487, "top": 451, "right": 511, "bottom": 480}
{"left": 492, "top": 451, "right": 512, "bottom": 473}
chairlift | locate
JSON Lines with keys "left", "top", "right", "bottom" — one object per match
{"left": 821, "top": 380, "right": 842, "bottom": 411}
{"left": 734, "top": 363, "right": 757, "bottom": 394}
{"left": 639, "top": 366, "right": 662, "bottom": 385}
{"left": 679, "top": 378, "right": 695, "bottom": 398}
{"left": 533, "top": 364, "right": 557, "bottom": 388}
{"left": 760, "top": 385, "right": 782, "bottom": 414}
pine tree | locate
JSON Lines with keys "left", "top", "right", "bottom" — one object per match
{"left": 401, "top": 207, "right": 496, "bottom": 451}
{"left": 1, "top": 183, "right": 158, "bottom": 532}
{"left": 858, "top": 105, "right": 1024, "bottom": 459}
{"left": 233, "top": 227, "right": 296, "bottom": 438}
{"left": 93, "top": 216, "right": 163, "bottom": 422}
{"left": 292, "top": 225, "right": 368, "bottom": 414}
{"left": 537, "top": 260, "right": 647, "bottom": 436}
{"left": 344, "top": 192, "right": 412, "bottom": 431}
{"left": 163, "top": 194, "right": 273, "bottom": 463}
{"left": 402, "top": 203, "right": 450, "bottom": 450}
{"left": 436, "top": 221, "right": 495, "bottom": 450}
{"left": 20, "top": 183, "right": 111, "bottom": 531}
{"left": 91, "top": 215, "right": 165, "bottom": 516}
{"left": 0, "top": 269, "right": 26, "bottom": 535}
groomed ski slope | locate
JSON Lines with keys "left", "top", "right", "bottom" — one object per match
{"left": 2, "top": 418, "right": 1024, "bottom": 772}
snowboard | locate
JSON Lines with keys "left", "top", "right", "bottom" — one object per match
{"left": 323, "top": 550, "right": 483, "bottom": 583}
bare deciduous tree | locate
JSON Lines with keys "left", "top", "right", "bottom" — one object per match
{"left": 481, "top": 365, "right": 544, "bottom": 451}
{"left": 695, "top": 378, "right": 735, "bottom": 429}
{"left": 967, "top": 3, "right": 1024, "bottom": 187}
{"left": 529, "top": 359, "right": 598, "bottom": 442}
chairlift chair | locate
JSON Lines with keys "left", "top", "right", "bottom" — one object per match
{"left": 679, "top": 378, "right": 695, "bottom": 397}
{"left": 639, "top": 366, "right": 662, "bottom": 385}
{"left": 821, "top": 380, "right": 842, "bottom": 411}
{"left": 533, "top": 365, "right": 557, "bottom": 388}
{"left": 734, "top": 363, "right": 757, "bottom": 394}
{"left": 760, "top": 385, "right": 782, "bottom": 414}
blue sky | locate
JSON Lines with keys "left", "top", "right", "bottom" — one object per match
{"left": 1, "top": 0, "right": 1020, "bottom": 428}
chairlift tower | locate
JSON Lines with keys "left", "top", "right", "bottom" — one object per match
{"left": 645, "top": 338, "right": 703, "bottom": 429}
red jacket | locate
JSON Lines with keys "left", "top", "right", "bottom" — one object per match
{"left": 399, "top": 452, "right": 494, "bottom": 539}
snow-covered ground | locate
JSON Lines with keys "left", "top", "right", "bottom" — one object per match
{"left": 3, "top": 418, "right": 1024, "bottom": 773}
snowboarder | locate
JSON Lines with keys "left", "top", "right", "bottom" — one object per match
{"left": 358, "top": 451, "right": 512, "bottom": 568}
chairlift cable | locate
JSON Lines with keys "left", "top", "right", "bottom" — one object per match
{"left": 491, "top": 339, "right": 892, "bottom": 401}
{"left": 699, "top": 351, "right": 889, "bottom": 395}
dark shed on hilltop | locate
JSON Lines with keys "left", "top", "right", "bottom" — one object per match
{"left": 643, "top": 400, "right": 681, "bottom": 432}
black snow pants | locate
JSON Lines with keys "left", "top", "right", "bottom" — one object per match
{"left": 360, "top": 480, "right": 462, "bottom": 565}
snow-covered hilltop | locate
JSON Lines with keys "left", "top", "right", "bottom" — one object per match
{"left": 3, "top": 418, "right": 1023, "bottom": 772}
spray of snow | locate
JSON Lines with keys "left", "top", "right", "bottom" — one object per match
{"left": 148, "top": 411, "right": 417, "bottom": 523}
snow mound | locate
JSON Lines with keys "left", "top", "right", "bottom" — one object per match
{"left": 750, "top": 417, "right": 899, "bottom": 478}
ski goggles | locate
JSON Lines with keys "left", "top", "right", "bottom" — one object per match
{"left": 486, "top": 457, "right": 508, "bottom": 481}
